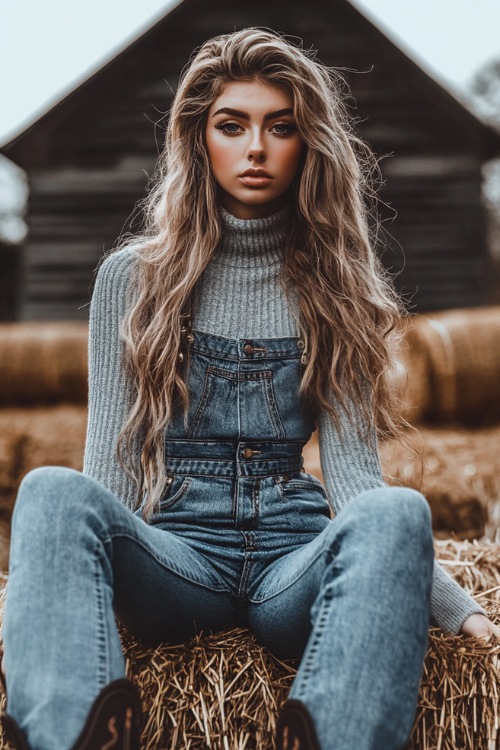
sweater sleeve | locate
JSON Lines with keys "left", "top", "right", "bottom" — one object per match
{"left": 317, "top": 387, "right": 488, "bottom": 635}
{"left": 83, "top": 247, "right": 142, "bottom": 510}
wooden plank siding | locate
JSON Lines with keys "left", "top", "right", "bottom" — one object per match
{"left": 0, "top": 242, "right": 21, "bottom": 320}
{"left": 2, "top": 0, "right": 499, "bottom": 319}
{"left": 21, "top": 156, "right": 155, "bottom": 319}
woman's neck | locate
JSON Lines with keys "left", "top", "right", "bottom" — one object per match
{"left": 214, "top": 203, "right": 292, "bottom": 269}
{"left": 190, "top": 202, "right": 298, "bottom": 338}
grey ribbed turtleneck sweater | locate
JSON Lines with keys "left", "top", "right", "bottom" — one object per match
{"left": 83, "top": 203, "right": 486, "bottom": 635}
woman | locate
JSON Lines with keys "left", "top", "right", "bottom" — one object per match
{"left": 1, "top": 27, "right": 497, "bottom": 750}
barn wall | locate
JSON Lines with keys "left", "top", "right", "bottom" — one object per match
{"left": 21, "top": 156, "right": 154, "bottom": 320}
{"left": 0, "top": 241, "right": 21, "bottom": 321}
{"left": 17, "top": 0, "right": 496, "bottom": 319}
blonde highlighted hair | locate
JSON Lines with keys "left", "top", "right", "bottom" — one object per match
{"left": 106, "top": 27, "right": 406, "bottom": 521}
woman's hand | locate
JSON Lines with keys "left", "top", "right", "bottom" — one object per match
{"left": 460, "top": 613, "right": 500, "bottom": 642}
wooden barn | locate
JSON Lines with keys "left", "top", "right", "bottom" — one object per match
{"left": 1, "top": 0, "right": 500, "bottom": 320}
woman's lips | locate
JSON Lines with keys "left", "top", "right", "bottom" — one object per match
{"left": 239, "top": 175, "right": 273, "bottom": 187}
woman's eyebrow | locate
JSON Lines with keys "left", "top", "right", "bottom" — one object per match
{"left": 211, "top": 107, "right": 294, "bottom": 120}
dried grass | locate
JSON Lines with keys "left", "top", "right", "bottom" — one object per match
{"left": 434, "top": 537, "right": 500, "bottom": 605}
{"left": 411, "top": 628, "right": 499, "bottom": 750}
{"left": 0, "top": 539, "right": 498, "bottom": 750}
{"left": 0, "top": 322, "right": 88, "bottom": 406}
{"left": 119, "top": 626, "right": 296, "bottom": 750}
{"left": 400, "top": 308, "right": 500, "bottom": 425}
{"left": 409, "top": 537, "right": 500, "bottom": 750}
{"left": 380, "top": 425, "right": 500, "bottom": 543}
{"left": 0, "top": 405, "right": 87, "bottom": 570}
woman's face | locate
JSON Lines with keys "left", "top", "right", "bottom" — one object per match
{"left": 205, "top": 79, "right": 304, "bottom": 219}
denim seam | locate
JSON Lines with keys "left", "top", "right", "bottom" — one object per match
{"left": 162, "top": 465, "right": 302, "bottom": 479}
{"left": 157, "top": 477, "right": 193, "bottom": 511}
{"left": 263, "top": 377, "right": 286, "bottom": 439}
{"left": 93, "top": 545, "right": 109, "bottom": 690}
{"left": 252, "top": 480, "right": 260, "bottom": 524}
{"left": 188, "top": 367, "right": 213, "bottom": 438}
{"left": 189, "top": 346, "right": 238, "bottom": 362}
{"left": 247, "top": 353, "right": 298, "bottom": 360}
{"left": 239, "top": 532, "right": 256, "bottom": 599}
{"left": 292, "top": 594, "right": 335, "bottom": 699}
{"left": 282, "top": 479, "right": 328, "bottom": 497}
{"left": 189, "top": 345, "right": 300, "bottom": 361}
{"left": 248, "top": 545, "right": 329, "bottom": 604}
{"left": 208, "top": 365, "right": 273, "bottom": 381}
{"left": 104, "top": 530, "right": 231, "bottom": 594}
{"left": 231, "top": 476, "right": 238, "bottom": 524}
{"left": 274, "top": 475, "right": 286, "bottom": 503}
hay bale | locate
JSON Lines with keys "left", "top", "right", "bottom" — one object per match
{"left": 411, "top": 627, "right": 499, "bottom": 750}
{"left": 434, "top": 537, "right": 500, "bottom": 599}
{"left": 389, "top": 320, "right": 433, "bottom": 425}
{"left": 0, "top": 405, "right": 87, "bottom": 569}
{"left": 380, "top": 424, "right": 500, "bottom": 542}
{"left": 120, "top": 627, "right": 295, "bottom": 750}
{"left": 0, "top": 322, "right": 88, "bottom": 406}
{"left": 0, "top": 540, "right": 498, "bottom": 750}
{"left": 406, "top": 307, "right": 500, "bottom": 424}
{"left": 409, "top": 538, "right": 500, "bottom": 750}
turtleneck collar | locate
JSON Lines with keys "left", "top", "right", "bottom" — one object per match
{"left": 213, "top": 203, "right": 292, "bottom": 268}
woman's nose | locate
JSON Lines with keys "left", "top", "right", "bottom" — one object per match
{"left": 247, "top": 130, "right": 266, "bottom": 161}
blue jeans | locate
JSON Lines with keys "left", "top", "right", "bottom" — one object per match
{"left": 3, "top": 331, "right": 434, "bottom": 750}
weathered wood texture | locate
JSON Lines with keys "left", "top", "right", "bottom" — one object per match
{"left": 2, "top": 0, "right": 500, "bottom": 319}
{"left": 0, "top": 242, "right": 20, "bottom": 321}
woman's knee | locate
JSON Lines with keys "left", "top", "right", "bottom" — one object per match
{"left": 14, "top": 466, "right": 109, "bottom": 526}
{"left": 378, "top": 488, "right": 433, "bottom": 555}
{"left": 385, "top": 486, "right": 432, "bottom": 530}
{"left": 342, "top": 486, "right": 433, "bottom": 543}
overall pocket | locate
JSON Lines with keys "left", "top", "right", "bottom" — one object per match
{"left": 158, "top": 474, "right": 193, "bottom": 511}
{"left": 133, "top": 475, "right": 193, "bottom": 521}
{"left": 276, "top": 471, "right": 328, "bottom": 497}
{"left": 274, "top": 472, "right": 332, "bottom": 531}
{"left": 187, "top": 365, "right": 286, "bottom": 439}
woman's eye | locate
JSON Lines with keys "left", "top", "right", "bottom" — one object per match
{"left": 215, "top": 121, "right": 242, "bottom": 136}
{"left": 271, "top": 122, "right": 296, "bottom": 137}
{"left": 214, "top": 121, "right": 296, "bottom": 137}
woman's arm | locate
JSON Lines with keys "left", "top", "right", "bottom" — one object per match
{"left": 83, "top": 246, "right": 142, "bottom": 510}
{"left": 317, "top": 387, "right": 386, "bottom": 518}
{"left": 317, "top": 387, "right": 490, "bottom": 636}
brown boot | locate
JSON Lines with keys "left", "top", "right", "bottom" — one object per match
{"left": 276, "top": 699, "right": 321, "bottom": 750}
{"left": 0, "top": 677, "right": 143, "bottom": 750}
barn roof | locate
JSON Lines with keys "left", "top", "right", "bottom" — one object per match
{"left": 2, "top": 0, "right": 500, "bottom": 168}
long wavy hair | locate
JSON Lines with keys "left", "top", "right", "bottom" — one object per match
{"left": 108, "top": 27, "right": 407, "bottom": 520}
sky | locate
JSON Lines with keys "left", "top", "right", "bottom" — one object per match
{"left": 352, "top": 0, "right": 500, "bottom": 95}
{"left": 1, "top": 0, "right": 500, "bottom": 148}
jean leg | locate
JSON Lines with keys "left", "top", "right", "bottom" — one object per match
{"left": 3, "top": 466, "right": 236, "bottom": 750}
{"left": 248, "top": 487, "right": 434, "bottom": 750}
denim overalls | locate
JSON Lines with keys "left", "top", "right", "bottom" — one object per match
{"left": 3, "top": 325, "right": 435, "bottom": 750}
{"left": 137, "top": 327, "right": 332, "bottom": 622}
